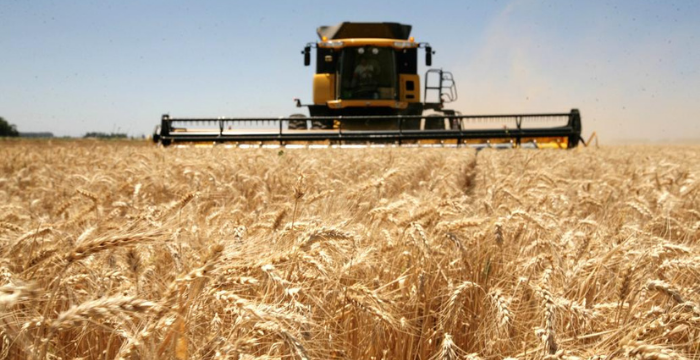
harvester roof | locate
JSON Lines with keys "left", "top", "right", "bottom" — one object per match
{"left": 317, "top": 22, "right": 412, "bottom": 40}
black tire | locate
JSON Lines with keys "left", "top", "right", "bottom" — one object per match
{"left": 288, "top": 113, "right": 308, "bottom": 130}
{"left": 424, "top": 114, "right": 447, "bottom": 130}
{"left": 442, "top": 110, "right": 461, "bottom": 130}
{"left": 311, "top": 119, "right": 333, "bottom": 130}
{"left": 400, "top": 118, "right": 421, "bottom": 130}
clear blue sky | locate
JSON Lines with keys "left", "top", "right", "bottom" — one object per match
{"left": 2, "top": 0, "right": 698, "bottom": 141}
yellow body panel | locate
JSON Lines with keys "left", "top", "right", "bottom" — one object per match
{"left": 399, "top": 74, "right": 420, "bottom": 103}
{"left": 313, "top": 74, "right": 335, "bottom": 105}
{"left": 326, "top": 99, "right": 408, "bottom": 109}
{"left": 460, "top": 137, "right": 569, "bottom": 149}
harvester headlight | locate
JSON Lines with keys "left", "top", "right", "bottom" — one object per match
{"left": 393, "top": 41, "right": 413, "bottom": 48}
{"left": 323, "top": 40, "right": 344, "bottom": 48}
{"left": 357, "top": 48, "right": 365, "bottom": 54}
{"left": 371, "top": 48, "right": 379, "bottom": 54}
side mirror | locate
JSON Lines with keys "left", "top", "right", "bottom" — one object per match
{"left": 426, "top": 46, "right": 432, "bottom": 66}
{"left": 303, "top": 46, "right": 311, "bottom": 66}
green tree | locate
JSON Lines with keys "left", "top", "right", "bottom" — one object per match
{"left": 0, "top": 117, "right": 20, "bottom": 137}
{"left": 83, "top": 132, "right": 128, "bottom": 139}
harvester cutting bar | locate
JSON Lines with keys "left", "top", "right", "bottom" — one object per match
{"left": 155, "top": 109, "right": 582, "bottom": 148}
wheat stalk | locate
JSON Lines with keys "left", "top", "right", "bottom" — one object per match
{"left": 50, "top": 295, "right": 157, "bottom": 331}
{"left": 2, "top": 142, "right": 700, "bottom": 359}
{"left": 64, "top": 230, "right": 163, "bottom": 264}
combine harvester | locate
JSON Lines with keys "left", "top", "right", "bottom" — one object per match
{"left": 153, "top": 22, "right": 584, "bottom": 149}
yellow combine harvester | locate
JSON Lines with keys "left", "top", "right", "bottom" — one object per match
{"left": 153, "top": 22, "right": 583, "bottom": 148}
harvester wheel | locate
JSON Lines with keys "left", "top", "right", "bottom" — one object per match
{"left": 288, "top": 114, "right": 308, "bottom": 130}
{"left": 424, "top": 114, "right": 448, "bottom": 130}
{"left": 401, "top": 118, "right": 421, "bottom": 130}
{"left": 311, "top": 119, "right": 333, "bottom": 129}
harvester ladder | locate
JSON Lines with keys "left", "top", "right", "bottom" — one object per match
{"left": 424, "top": 69, "right": 457, "bottom": 107}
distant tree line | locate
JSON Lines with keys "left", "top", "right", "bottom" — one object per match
{"left": 0, "top": 117, "right": 19, "bottom": 137}
{"left": 83, "top": 132, "right": 128, "bottom": 139}
{"left": 1, "top": 117, "right": 137, "bottom": 139}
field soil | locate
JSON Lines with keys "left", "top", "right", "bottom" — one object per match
{"left": 1, "top": 140, "right": 699, "bottom": 359}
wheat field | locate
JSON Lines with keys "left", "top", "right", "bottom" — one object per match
{"left": 0, "top": 140, "right": 698, "bottom": 360}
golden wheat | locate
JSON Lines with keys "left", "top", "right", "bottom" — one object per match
{"left": 0, "top": 140, "right": 698, "bottom": 359}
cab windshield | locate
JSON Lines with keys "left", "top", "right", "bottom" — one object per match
{"left": 338, "top": 47, "right": 396, "bottom": 100}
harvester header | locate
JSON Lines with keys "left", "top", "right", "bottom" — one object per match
{"left": 154, "top": 22, "right": 584, "bottom": 148}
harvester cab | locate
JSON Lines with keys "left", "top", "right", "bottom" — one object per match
{"left": 293, "top": 23, "right": 461, "bottom": 131}
{"left": 154, "top": 22, "right": 583, "bottom": 148}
